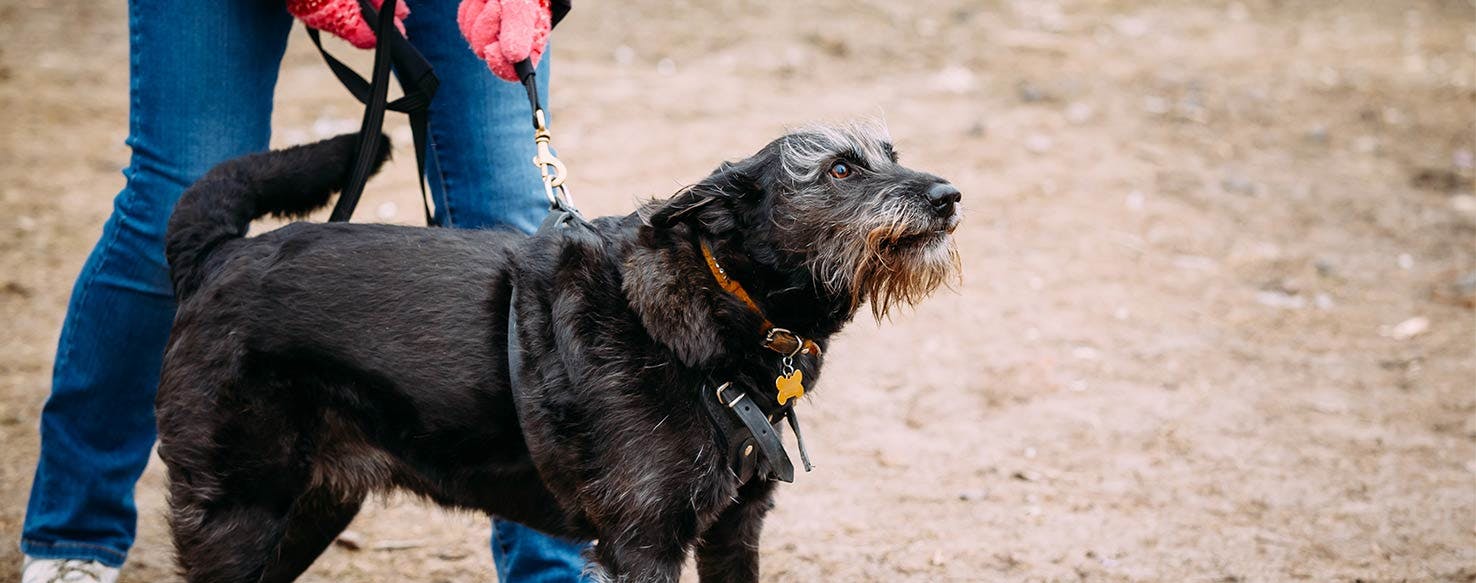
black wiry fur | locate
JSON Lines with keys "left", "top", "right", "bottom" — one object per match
{"left": 155, "top": 123, "right": 960, "bottom": 582}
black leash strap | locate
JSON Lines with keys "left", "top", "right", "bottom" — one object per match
{"left": 310, "top": 0, "right": 439, "bottom": 224}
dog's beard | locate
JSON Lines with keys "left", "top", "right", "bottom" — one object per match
{"left": 852, "top": 218, "right": 961, "bottom": 320}
{"left": 802, "top": 199, "right": 962, "bottom": 320}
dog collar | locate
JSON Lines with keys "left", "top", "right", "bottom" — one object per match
{"left": 698, "top": 242, "right": 818, "bottom": 479}
{"left": 699, "top": 241, "right": 822, "bottom": 360}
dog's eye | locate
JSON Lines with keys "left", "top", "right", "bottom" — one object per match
{"left": 829, "top": 161, "right": 853, "bottom": 179}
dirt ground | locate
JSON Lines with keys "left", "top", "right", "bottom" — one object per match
{"left": 2, "top": 0, "right": 1474, "bottom": 581}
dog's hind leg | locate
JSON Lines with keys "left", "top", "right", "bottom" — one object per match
{"left": 258, "top": 487, "right": 364, "bottom": 583}
{"left": 167, "top": 484, "right": 298, "bottom": 583}
{"left": 159, "top": 377, "right": 324, "bottom": 581}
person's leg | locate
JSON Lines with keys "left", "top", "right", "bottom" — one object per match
{"left": 20, "top": 0, "right": 293, "bottom": 568}
{"left": 491, "top": 521, "right": 590, "bottom": 583}
{"left": 402, "top": 2, "right": 590, "bottom": 581}
{"left": 404, "top": 0, "right": 550, "bottom": 232}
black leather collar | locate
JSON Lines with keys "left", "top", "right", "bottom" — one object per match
{"left": 700, "top": 381, "right": 794, "bottom": 483}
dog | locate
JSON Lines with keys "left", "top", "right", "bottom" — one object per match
{"left": 155, "top": 121, "right": 962, "bottom": 582}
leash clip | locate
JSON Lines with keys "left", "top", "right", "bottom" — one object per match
{"left": 530, "top": 109, "right": 575, "bottom": 211}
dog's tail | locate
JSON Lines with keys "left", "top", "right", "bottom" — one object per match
{"left": 165, "top": 133, "right": 392, "bottom": 299}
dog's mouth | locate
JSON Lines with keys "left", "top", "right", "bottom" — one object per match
{"left": 880, "top": 213, "right": 960, "bottom": 252}
{"left": 884, "top": 229, "right": 947, "bottom": 251}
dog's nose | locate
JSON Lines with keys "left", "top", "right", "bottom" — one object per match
{"left": 926, "top": 182, "right": 961, "bottom": 215}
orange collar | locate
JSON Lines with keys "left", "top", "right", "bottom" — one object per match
{"left": 700, "top": 241, "right": 821, "bottom": 357}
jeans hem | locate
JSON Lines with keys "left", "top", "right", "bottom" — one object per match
{"left": 20, "top": 538, "right": 128, "bottom": 568}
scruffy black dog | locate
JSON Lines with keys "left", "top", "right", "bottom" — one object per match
{"left": 155, "top": 122, "right": 961, "bottom": 582}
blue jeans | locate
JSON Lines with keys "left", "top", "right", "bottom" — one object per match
{"left": 20, "top": 0, "right": 589, "bottom": 579}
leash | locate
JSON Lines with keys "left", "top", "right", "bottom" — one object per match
{"left": 511, "top": 59, "right": 586, "bottom": 230}
{"left": 312, "top": 1, "right": 575, "bottom": 225}
{"left": 311, "top": 0, "right": 438, "bottom": 224}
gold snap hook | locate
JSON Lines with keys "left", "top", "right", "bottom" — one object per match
{"left": 529, "top": 108, "right": 573, "bottom": 208}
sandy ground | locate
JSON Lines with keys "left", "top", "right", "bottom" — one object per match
{"left": 2, "top": 0, "right": 1475, "bottom": 581}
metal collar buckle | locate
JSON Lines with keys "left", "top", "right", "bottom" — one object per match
{"left": 763, "top": 327, "right": 805, "bottom": 358}
{"left": 714, "top": 381, "right": 746, "bottom": 407}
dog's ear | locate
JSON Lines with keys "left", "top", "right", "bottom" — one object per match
{"left": 648, "top": 154, "right": 771, "bottom": 229}
{"left": 647, "top": 185, "right": 720, "bottom": 229}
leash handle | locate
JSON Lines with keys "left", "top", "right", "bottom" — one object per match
{"left": 313, "top": 0, "right": 440, "bottom": 224}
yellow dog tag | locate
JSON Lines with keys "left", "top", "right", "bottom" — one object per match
{"left": 775, "top": 370, "right": 805, "bottom": 406}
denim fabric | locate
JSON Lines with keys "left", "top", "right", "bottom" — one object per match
{"left": 21, "top": 0, "right": 588, "bottom": 578}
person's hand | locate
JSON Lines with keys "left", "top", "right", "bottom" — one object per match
{"left": 288, "top": 0, "right": 410, "bottom": 50}
{"left": 458, "top": 0, "right": 552, "bottom": 82}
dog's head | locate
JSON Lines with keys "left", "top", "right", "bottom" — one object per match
{"left": 647, "top": 121, "right": 962, "bottom": 319}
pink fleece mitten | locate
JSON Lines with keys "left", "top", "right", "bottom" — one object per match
{"left": 288, "top": 0, "right": 410, "bottom": 49}
{"left": 457, "top": 0, "right": 552, "bottom": 82}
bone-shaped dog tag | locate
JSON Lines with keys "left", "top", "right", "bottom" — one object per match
{"left": 775, "top": 370, "right": 805, "bottom": 406}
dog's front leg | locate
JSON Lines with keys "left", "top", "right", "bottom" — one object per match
{"left": 695, "top": 480, "right": 776, "bottom": 583}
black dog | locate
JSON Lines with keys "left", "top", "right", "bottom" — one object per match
{"left": 155, "top": 122, "right": 961, "bottom": 582}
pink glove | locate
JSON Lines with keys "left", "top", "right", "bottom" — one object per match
{"left": 288, "top": 0, "right": 410, "bottom": 50}
{"left": 458, "top": 0, "right": 552, "bottom": 82}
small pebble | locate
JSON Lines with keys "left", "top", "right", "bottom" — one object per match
{"left": 1124, "top": 190, "right": 1146, "bottom": 211}
{"left": 1451, "top": 194, "right": 1476, "bottom": 214}
{"left": 335, "top": 530, "right": 365, "bottom": 551}
{"left": 958, "top": 489, "right": 989, "bottom": 501}
{"left": 1221, "top": 174, "right": 1257, "bottom": 195}
{"left": 1025, "top": 134, "right": 1054, "bottom": 154}
{"left": 1454, "top": 148, "right": 1474, "bottom": 170}
{"left": 1353, "top": 135, "right": 1380, "bottom": 154}
{"left": 1314, "top": 258, "right": 1337, "bottom": 278}
{"left": 1305, "top": 125, "right": 1328, "bottom": 144}
{"left": 1382, "top": 316, "right": 1430, "bottom": 340}
{"left": 613, "top": 45, "right": 635, "bottom": 66}
{"left": 1066, "top": 102, "right": 1095, "bottom": 124}
{"left": 932, "top": 65, "right": 976, "bottom": 94}
{"left": 1017, "top": 81, "right": 1047, "bottom": 103}
{"left": 312, "top": 116, "right": 358, "bottom": 138}
{"left": 1255, "top": 290, "right": 1305, "bottom": 310}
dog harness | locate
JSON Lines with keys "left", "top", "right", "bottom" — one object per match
{"left": 698, "top": 241, "right": 817, "bottom": 483}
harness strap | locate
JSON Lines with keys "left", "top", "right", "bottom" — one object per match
{"left": 713, "top": 383, "right": 795, "bottom": 483}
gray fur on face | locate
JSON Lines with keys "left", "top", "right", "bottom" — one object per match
{"left": 778, "top": 120, "right": 895, "bottom": 183}
{"left": 767, "top": 121, "right": 962, "bottom": 319}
